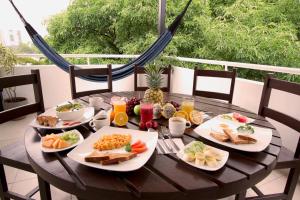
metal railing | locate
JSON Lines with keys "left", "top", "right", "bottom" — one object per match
{"left": 16, "top": 53, "right": 300, "bottom": 75}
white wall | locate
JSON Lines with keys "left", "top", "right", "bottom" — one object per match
{"left": 2, "top": 65, "right": 299, "bottom": 151}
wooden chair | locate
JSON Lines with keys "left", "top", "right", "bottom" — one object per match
{"left": 242, "top": 74, "right": 300, "bottom": 200}
{"left": 69, "top": 65, "right": 113, "bottom": 99}
{"left": 192, "top": 68, "right": 237, "bottom": 103}
{"left": 134, "top": 65, "right": 171, "bottom": 92}
{"left": 0, "top": 70, "right": 51, "bottom": 200}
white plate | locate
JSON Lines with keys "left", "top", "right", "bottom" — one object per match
{"left": 30, "top": 107, "right": 94, "bottom": 130}
{"left": 194, "top": 115, "right": 273, "bottom": 152}
{"left": 41, "top": 130, "right": 84, "bottom": 153}
{"left": 176, "top": 141, "right": 229, "bottom": 171}
{"left": 67, "top": 126, "right": 158, "bottom": 172}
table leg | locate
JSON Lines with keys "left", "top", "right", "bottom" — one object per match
{"left": 0, "top": 164, "right": 9, "bottom": 200}
{"left": 38, "top": 176, "right": 52, "bottom": 200}
{"left": 235, "top": 190, "right": 246, "bottom": 200}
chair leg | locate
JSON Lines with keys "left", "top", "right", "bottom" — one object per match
{"left": 38, "top": 176, "right": 52, "bottom": 200}
{"left": 284, "top": 167, "right": 300, "bottom": 200}
{"left": 235, "top": 190, "right": 246, "bottom": 200}
{"left": 0, "top": 164, "right": 9, "bottom": 200}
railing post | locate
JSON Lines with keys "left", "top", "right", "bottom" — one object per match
{"left": 224, "top": 65, "right": 228, "bottom": 71}
{"left": 87, "top": 57, "right": 90, "bottom": 65}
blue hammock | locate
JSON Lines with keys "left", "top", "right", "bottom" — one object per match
{"left": 9, "top": 0, "right": 192, "bottom": 82}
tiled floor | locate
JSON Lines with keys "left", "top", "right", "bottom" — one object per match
{"left": 1, "top": 114, "right": 300, "bottom": 200}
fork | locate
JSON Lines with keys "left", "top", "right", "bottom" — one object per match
{"left": 161, "top": 126, "right": 180, "bottom": 152}
{"left": 158, "top": 126, "right": 173, "bottom": 152}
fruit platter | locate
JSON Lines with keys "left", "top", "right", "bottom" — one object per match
{"left": 40, "top": 130, "right": 84, "bottom": 153}
{"left": 177, "top": 141, "right": 229, "bottom": 171}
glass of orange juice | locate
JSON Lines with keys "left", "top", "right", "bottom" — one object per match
{"left": 113, "top": 100, "right": 126, "bottom": 114}
{"left": 181, "top": 97, "right": 194, "bottom": 115}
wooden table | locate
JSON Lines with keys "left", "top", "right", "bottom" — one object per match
{"left": 25, "top": 92, "right": 281, "bottom": 200}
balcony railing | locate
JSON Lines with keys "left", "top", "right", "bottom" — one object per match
{"left": 16, "top": 53, "right": 300, "bottom": 75}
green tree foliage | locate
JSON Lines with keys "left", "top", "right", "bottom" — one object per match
{"left": 46, "top": 0, "right": 300, "bottom": 81}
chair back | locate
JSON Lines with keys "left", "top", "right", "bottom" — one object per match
{"left": 134, "top": 65, "right": 171, "bottom": 92}
{"left": 0, "top": 69, "right": 44, "bottom": 124}
{"left": 69, "top": 65, "right": 112, "bottom": 99}
{"left": 258, "top": 74, "right": 300, "bottom": 157}
{"left": 192, "top": 68, "right": 237, "bottom": 103}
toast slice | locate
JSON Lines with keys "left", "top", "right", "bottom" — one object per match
{"left": 237, "top": 135, "right": 257, "bottom": 144}
{"left": 85, "top": 151, "right": 110, "bottom": 162}
{"left": 223, "top": 129, "right": 237, "bottom": 143}
{"left": 101, "top": 153, "right": 137, "bottom": 165}
{"left": 210, "top": 132, "right": 230, "bottom": 142}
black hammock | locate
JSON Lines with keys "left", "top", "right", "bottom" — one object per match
{"left": 9, "top": 0, "right": 192, "bottom": 82}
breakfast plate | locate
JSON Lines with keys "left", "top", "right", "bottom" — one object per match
{"left": 177, "top": 141, "right": 229, "bottom": 171}
{"left": 194, "top": 115, "right": 273, "bottom": 152}
{"left": 67, "top": 126, "right": 158, "bottom": 172}
{"left": 30, "top": 105, "right": 94, "bottom": 130}
{"left": 41, "top": 130, "right": 84, "bottom": 153}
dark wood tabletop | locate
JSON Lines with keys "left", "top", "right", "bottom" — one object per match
{"left": 24, "top": 92, "right": 281, "bottom": 200}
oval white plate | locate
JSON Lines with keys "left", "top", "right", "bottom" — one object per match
{"left": 177, "top": 141, "right": 229, "bottom": 171}
{"left": 30, "top": 107, "right": 94, "bottom": 130}
{"left": 41, "top": 130, "right": 84, "bottom": 153}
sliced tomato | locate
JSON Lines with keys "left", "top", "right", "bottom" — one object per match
{"left": 131, "top": 142, "right": 145, "bottom": 149}
{"left": 131, "top": 140, "right": 142, "bottom": 148}
{"left": 132, "top": 146, "right": 147, "bottom": 154}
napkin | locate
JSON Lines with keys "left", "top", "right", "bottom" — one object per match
{"left": 156, "top": 138, "right": 185, "bottom": 154}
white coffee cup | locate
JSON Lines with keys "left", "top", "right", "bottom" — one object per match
{"left": 89, "top": 96, "right": 104, "bottom": 110}
{"left": 89, "top": 111, "right": 110, "bottom": 130}
{"left": 169, "top": 117, "right": 192, "bottom": 137}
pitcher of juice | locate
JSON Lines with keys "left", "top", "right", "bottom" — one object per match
{"left": 181, "top": 97, "right": 194, "bottom": 115}
{"left": 113, "top": 100, "right": 126, "bottom": 114}
{"left": 140, "top": 101, "right": 153, "bottom": 124}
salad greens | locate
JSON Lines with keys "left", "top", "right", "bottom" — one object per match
{"left": 60, "top": 131, "right": 80, "bottom": 144}
{"left": 56, "top": 102, "right": 83, "bottom": 112}
{"left": 237, "top": 125, "right": 255, "bottom": 134}
{"left": 184, "top": 141, "right": 206, "bottom": 154}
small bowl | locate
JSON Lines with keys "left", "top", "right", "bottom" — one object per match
{"left": 56, "top": 108, "right": 85, "bottom": 121}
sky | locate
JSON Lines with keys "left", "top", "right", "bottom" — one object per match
{"left": 0, "top": 0, "right": 70, "bottom": 42}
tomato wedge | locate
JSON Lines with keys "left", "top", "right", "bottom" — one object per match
{"left": 131, "top": 140, "right": 142, "bottom": 148}
{"left": 132, "top": 146, "right": 147, "bottom": 154}
{"left": 132, "top": 142, "right": 145, "bottom": 149}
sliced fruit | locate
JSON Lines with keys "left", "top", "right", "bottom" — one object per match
{"left": 173, "top": 111, "right": 189, "bottom": 120}
{"left": 114, "top": 112, "right": 128, "bottom": 126}
{"left": 132, "top": 146, "right": 147, "bottom": 154}
{"left": 237, "top": 116, "right": 247, "bottom": 123}
{"left": 110, "top": 111, "right": 115, "bottom": 123}
{"left": 189, "top": 110, "right": 203, "bottom": 125}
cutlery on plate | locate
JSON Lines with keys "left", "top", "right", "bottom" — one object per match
{"left": 148, "top": 128, "right": 165, "bottom": 154}
{"left": 158, "top": 126, "right": 173, "bottom": 152}
{"left": 161, "top": 126, "right": 180, "bottom": 152}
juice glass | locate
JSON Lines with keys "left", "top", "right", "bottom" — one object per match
{"left": 113, "top": 100, "right": 126, "bottom": 114}
{"left": 181, "top": 97, "right": 194, "bottom": 115}
{"left": 140, "top": 102, "right": 153, "bottom": 124}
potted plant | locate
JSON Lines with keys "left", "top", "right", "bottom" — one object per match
{"left": 0, "top": 43, "right": 28, "bottom": 112}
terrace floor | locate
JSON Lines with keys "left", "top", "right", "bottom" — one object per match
{"left": 1, "top": 114, "right": 299, "bottom": 200}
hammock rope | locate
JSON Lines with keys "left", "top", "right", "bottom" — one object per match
{"left": 9, "top": 0, "right": 192, "bottom": 82}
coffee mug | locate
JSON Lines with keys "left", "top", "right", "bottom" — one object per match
{"left": 89, "top": 115, "right": 110, "bottom": 130}
{"left": 89, "top": 96, "right": 104, "bottom": 110}
{"left": 169, "top": 117, "right": 192, "bottom": 137}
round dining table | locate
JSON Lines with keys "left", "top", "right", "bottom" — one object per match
{"left": 24, "top": 91, "right": 281, "bottom": 200}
